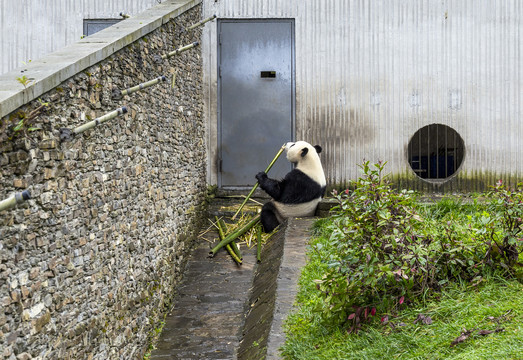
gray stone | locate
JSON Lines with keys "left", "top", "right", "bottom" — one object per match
{"left": 16, "top": 352, "right": 32, "bottom": 360}
{"left": 0, "top": 2, "right": 205, "bottom": 358}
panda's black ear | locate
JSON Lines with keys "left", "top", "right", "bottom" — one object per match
{"left": 314, "top": 145, "right": 322, "bottom": 154}
{"left": 300, "top": 147, "right": 309, "bottom": 157}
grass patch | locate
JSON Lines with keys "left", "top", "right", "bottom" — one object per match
{"left": 282, "top": 193, "right": 523, "bottom": 360}
{"left": 282, "top": 227, "right": 523, "bottom": 359}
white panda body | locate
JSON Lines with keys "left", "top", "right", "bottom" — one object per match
{"left": 255, "top": 141, "right": 326, "bottom": 232}
{"left": 272, "top": 198, "right": 322, "bottom": 222}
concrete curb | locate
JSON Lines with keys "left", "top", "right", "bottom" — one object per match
{"left": 266, "top": 218, "right": 313, "bottom": 359}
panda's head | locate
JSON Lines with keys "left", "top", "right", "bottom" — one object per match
{"left": 285, "top": 141, "right": 322, "bottom": 162}
{"left": 285, "top": 141, "right": 326, "bottom": 186}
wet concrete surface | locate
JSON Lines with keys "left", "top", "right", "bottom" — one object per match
{"left": 150, "top": 240, "right": 257, "bottom": 359}
{"left": 266, "top": 219, "right": 312, "bottom": 359}
{"left": 150, "top": 197, "right": 314, "bottom": 359}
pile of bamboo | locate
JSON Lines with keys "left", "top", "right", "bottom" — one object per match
{"left": 210, "top": 214, "right": 263, "bottom": 264}
{"left": 208, "top": 144, "right": 286, "bottom": 264}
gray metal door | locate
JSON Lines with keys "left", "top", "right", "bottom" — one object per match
{"left": 219, "top": 19, "right": 295, "bottom": 188}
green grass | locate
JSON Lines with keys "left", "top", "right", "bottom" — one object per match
{"left": 281, "top": 204, "right": 523, "bottom": 360}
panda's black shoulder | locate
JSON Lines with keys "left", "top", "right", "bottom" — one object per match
{"left": 283, "top": 169, "right": 320, "bottom": 185}
{"left": 277, "top": 169, "right": 324, "bottom": 204}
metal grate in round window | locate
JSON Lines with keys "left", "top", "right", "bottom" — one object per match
{"left": 408, "top": 124, "right": 465, "bottom": 180}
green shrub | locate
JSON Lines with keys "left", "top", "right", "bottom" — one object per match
{"left": 478, "top": 180, "right": 523, "bottom": 273}
{"left": 314, "top": 162, "right": 522, "bottom": 332}
{"left": 316, "top": 161, "right": 436, "bottom": 331}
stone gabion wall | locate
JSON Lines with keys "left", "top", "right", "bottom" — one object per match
{"left": 0, "top": 4, "right": 206, "bottom": 359}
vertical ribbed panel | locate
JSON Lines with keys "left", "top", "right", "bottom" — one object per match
{"left": 0, "top": 0, "right": 159, "bottom": 75}
{"left": 204, "top": 0, "right": 522, "bottom": 191}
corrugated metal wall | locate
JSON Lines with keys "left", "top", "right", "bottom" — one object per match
{"left": 203, "top": 0, "right": 522, "bottom": 192}
{"left": 0, "top": 0, "right": 159, "bottom": 75}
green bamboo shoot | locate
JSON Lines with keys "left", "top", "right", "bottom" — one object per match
{"left": 210, "top": 215, "right": 261, "bottom": 256}
{"left": 232, "top": 143, "right": 286, "bottom": 220}
{"left": 219, "top": 218, "right": 242, "bottom": 260}
{"left": 215, "top": 217, "right": 242, "bottom": 265}
{"left": 230, "top": 241, "right": 242, "bottom": 260}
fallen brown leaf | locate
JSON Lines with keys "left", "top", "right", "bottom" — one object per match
{"left": 451, "top": 327, "right": 505, "bottom": 347}
{"left": 450, "top": 329, "right": 473, "bottom": 347}
{"left": 478, "top": 328, "right": 504, "bottom": 336}
{"left": 414, "top": 314, "right": 433, "bottom": 325}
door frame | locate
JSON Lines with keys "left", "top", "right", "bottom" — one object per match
{"left": 217, "top": 18, "right": 296, "bottom": 189}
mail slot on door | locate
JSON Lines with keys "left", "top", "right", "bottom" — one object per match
{"left": 260, "top": 71, "right": 276, "bottom": 78}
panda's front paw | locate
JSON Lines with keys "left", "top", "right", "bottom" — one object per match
{"left": 255, "top": 172, "right": 267, "bottom": 182}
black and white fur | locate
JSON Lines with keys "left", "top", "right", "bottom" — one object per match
{"left": 255, "top": 141, "right": 326, "bottom": 233}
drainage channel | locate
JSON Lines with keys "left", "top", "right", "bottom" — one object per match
{"left": 149, "top": 211, "right": 312, "bottom": 359}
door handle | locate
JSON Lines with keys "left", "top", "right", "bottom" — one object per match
{"left": 260, "top": 71, "right": 276, "bottom": 78}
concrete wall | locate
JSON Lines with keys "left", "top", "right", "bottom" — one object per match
{"left": 0, "top": 0, "right": 161, "bottom": 75}
{"left": 202, "top": 0, "right": 523, "bottom": 192}
{"left": 0, "top": 1, "right": 206, "bottom": 359}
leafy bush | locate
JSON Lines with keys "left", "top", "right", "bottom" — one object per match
{"left": 316, "top": 161, "right": 435, "bottom": 330}
{"left": 315, "top": 162, "right": 522, "bottom": 332}
{"left": 475, "top": 180, "right": 523, "bottom": 272}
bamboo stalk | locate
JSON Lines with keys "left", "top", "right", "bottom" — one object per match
{"left": 230, "top": 241, "right": 242, "bottom": 260}
{"left": 232, "top": 143, "right": 286, "bottom": 220}
{"left": 219, "top": 218, "right": 242, "bottom": 260}
{"left": 256, "top": 224, "right": 262, "bottom": 263}
{"left": 226, "top": 244, "right": 242, "bottom": 265}
{"left": 215, "top": 217, "right": 242, "bottom": 265}
{"left": 210, "top": 215, "right": 261, "bottom": 256}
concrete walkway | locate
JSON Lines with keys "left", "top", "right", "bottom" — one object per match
{"left": 266, "top": 219, "right": 311, "bottom": 359}
{"left": 149, "top": 211, "right": 313, "bottom": 359}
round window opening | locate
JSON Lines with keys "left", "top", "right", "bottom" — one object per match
{"left": 408, "top": 124, "right": 465, "bottom": 180}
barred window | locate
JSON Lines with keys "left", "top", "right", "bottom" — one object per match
{"left": 408, "top": 124, "right": 465, "bottom": 180}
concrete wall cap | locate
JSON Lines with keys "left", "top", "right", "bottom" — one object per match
{"left": 0, "top": 0, "right": 201, "bottom": 119}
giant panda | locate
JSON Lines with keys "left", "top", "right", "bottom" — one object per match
{"left": 255, "top": 141, "right": 326, "bottom": 233}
